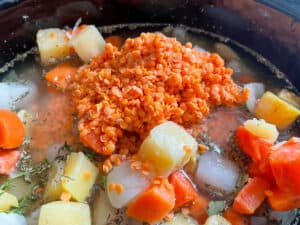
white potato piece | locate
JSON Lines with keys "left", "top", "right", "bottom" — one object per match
{"left": 204, "top": 215, "right": 231, "bottom": 225}
{"left": 161, "top": 214, "right": 199, "bottom": 225}
{"left": 37, "top": 28, "right": 70, "bottom": 65}
{"left": 139, "top": 121, "right": 198, "bottom": 176}
{"left": 196, "top": 151, "right": 239, "bottom": 193}
{"left": 244, "top": 118, "right": 279, "bottom": 143}
{"left": 69, "top": 25, "right": 105, "bottom": 62}
{"left": 0, "top": 191, "right": 18, "bottom": 211}
{"left": 43, "top": 160, "right": 65, "bottom": 202}
{"left": 107, "top": 161, "right": 151, "bottom": 209}
{"left": 38, "top": 201, "right": 91, "bottom": 225}
{"left": 244, "top": 83, "right": 265, "bottom": 113}
{"left": 62, "top": 152, "right": 98, "bottom": 202}
{"left": 0, "top": 213, "right": 27, "bottom": 225}
{"left": 0, "top": 82, "right": 37, "bottom": 110}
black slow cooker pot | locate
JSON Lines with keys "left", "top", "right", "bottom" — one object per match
{"left": 0, "top": 0, "right": 299, "bottom": 224}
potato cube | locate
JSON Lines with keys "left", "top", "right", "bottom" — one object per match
{"left": 244, "top": 118, "right": 279, "bottom": 143}
{"left": 138, "top": 121, "right": 197, "bottom": 176}
{"left": 69, "top": 25, "right": 105, "bottom": 62}
{"left": 204, "top": 215, "right": 231, "bottom": 225}
{"left": 38, "top": 201, "right": 91, "bottom": 225}
{"left": 255, "top": 91, "right": 300, "bottom": 129}
{"left": 43, "top": 160, "right": 65, "bottom": 202}
{"left": 0, "top": 191, "right": 18, "bottom": 211}
{"left": 62, "top": 152, "right": 98, "bottom": 201}
{"left": 36, "top": 28, "right": 70, "bottom": 65}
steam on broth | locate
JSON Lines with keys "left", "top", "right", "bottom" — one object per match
{"left": 0, "top": 24, "right": 299, "bottom": 225}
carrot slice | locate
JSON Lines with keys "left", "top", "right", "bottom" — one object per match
{"left": 0, "top": 109, "right": 25, "bottom": 149}
{"left": 269, "top": 137, "right": 300, "bottom": 194}
{"left": 233, "top": 177, "right": 270, "bottom": 215}
{"left": 189, "top": 192, "right": 209, "bottom": 224}
{"left": 126, "top": 178, "right": 175, "bottom": 223}
{"left": 236, "top": 126, "right": 273, "bottom": 162}
{"left": 169, "top": 170, "right": 196, "bottom": 208}
{"left": 45, "top": 63, "right": 77, "bottom": 89}
{"left": 266, "top": 189, "right": 300, "bottom": 211}
{"left": 105, "top": 36, "right": 123, "bottom": 49}
{"left": 223, "top": 208, "right": 249, "bottom": 225}
{"left": 0, "top": 150, "right": 21, "bottom": 175}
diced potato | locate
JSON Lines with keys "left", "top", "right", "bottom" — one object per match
{"left": 255, "top": 91, "right": 300, "bottom": 129}
{"left": 37, "top": 28, "right": 70, "bottom": 65}
{"left": 138, "top": 121, "right": 198, "bottom": 176}
{"left": 278, "top": 89, "right": 300, "bottom": 109}
{"left": 0, "top": 191, "right": 18, "bottom": 211}
{"left": 38, "top": 201, "right": 91, "bottom": 225}
{"left": 43, "top": 160, "right": 65, "bottom": 202}
{"left": 62, "top": 152, "right": 98, "bottom": 202}
{"left": 161, "top": 214, "right": 199, "bottom": 225}
{"left": 204, "top": 215, "right": 231, "bottom": 225}
{"left": 244, "top": 118, "right": 279, "bottom": 143}
{"left": 69, "top": 25, "right": 105, "bottom": 62}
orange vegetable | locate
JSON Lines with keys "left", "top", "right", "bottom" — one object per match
{"left": 189, "top": 192, "right": 209, "bottom": 224}
{"left": 0, "top": 150, "right": 21, "bottom": 175}
{"left": 45, "top": 63, "right": 77, "bottom": 89}
{"left": 169, "top": 170, "right": 196, "bottom": 208}
{"left": 236, "top": 126, "right": 273, "bottom": 162}
{"left": 269, "top": 137, "right": 300, "bottom": 194}
{"left": 233, "top": 177, "right": 270, "bottom": 215}
{"left": 247, "top": 161, "right": 275, "bottom": 186}
{"left": 223, "top": 208, "right": 249, "bottom": 225}
{"left": 105, "top": 35, "right": 123, "bottom": 49}
{"left": 266, "top": 189, "right": 300, "bottom": 211}
{"left": 0, "top": 109, "right": 25, "bottom": 149}
{"left": 126, "top": 178, "right": 175, "bottom": 223}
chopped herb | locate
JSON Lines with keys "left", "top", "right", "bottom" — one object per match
{"left": 83, "top": 147, "right": 97, "bottom": 162}
{"left": 56, "top": 142, "right": 72, "bottom": 161}
{"left": 100, "top": 175, "right": 108, "bottom": 192}
{"left": 207, "top": 200, "right": 226, "bottom": 216}
{"left": 0, "top": 172, "right": 27, "bottom": 191}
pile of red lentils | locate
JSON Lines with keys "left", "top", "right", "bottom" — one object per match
{"left": 70, "top": 33, "right": 248, "bottom": 155}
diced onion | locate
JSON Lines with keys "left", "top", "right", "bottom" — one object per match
{"left": 244, "top": 83, "right": 265, "bottom": 113}
{"left": 0, "top": 82, "right": 37, "bottom": 110}
{"left": 0, "top": 213, "right": 27, "bottom": 225}
{"left": 193, "top": 45, "right": 206, "bottom": 52}
{"left": 195, "top": 151, "right": 239, "bottom": 193}
{"left": 107, "top": 161, "right": 151, "bottom": 209}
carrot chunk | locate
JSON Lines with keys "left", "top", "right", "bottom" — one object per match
{"left": 0, "top": 150, "right": 21, "bottom": 175}
{"left": 269, "top": 137, "right": 300, "bottom": 194}
{"left": 169, "top": 170, "right": 196, "bottom": 209}
{"left": 236, "top": 126, "right": 273, "bottom": 162}
{"left": 233, "top": 177, "right": 270, "bottom": 215}
{"left": 0, "top": 109, "right": 25, "bottom": 149}
{"left": 126, "top": 178, "right": 175, "bottom": 223}
{"left": 266, "top": 189, "right": 300, "bottom": 211}
{"left": 223, "top": 208, "right": 249, "bottom": 225}
{"left": 45, "top": 63, "right": 77, "bottom": 89}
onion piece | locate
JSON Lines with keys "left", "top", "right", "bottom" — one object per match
{"left": 0, "top": 82, "right": 37, "bottom": 110}
{"left": 193, "top": 45, "right": 206, "bottom": 52}
{"left": 106, "top": 161, "right": 151, "bottom": 209}
{"left": 0, "top": 213, "right": 27, "bottom": 225}
{"left": 244, "top": 83, "right": 265, "bottom": 113}
{"left": 195, "top": 151, "right": 239, "bottom": 193}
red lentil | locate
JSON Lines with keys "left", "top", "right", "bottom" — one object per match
{"left": 70, "top": 33, "right": 248, "bottom": 155}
